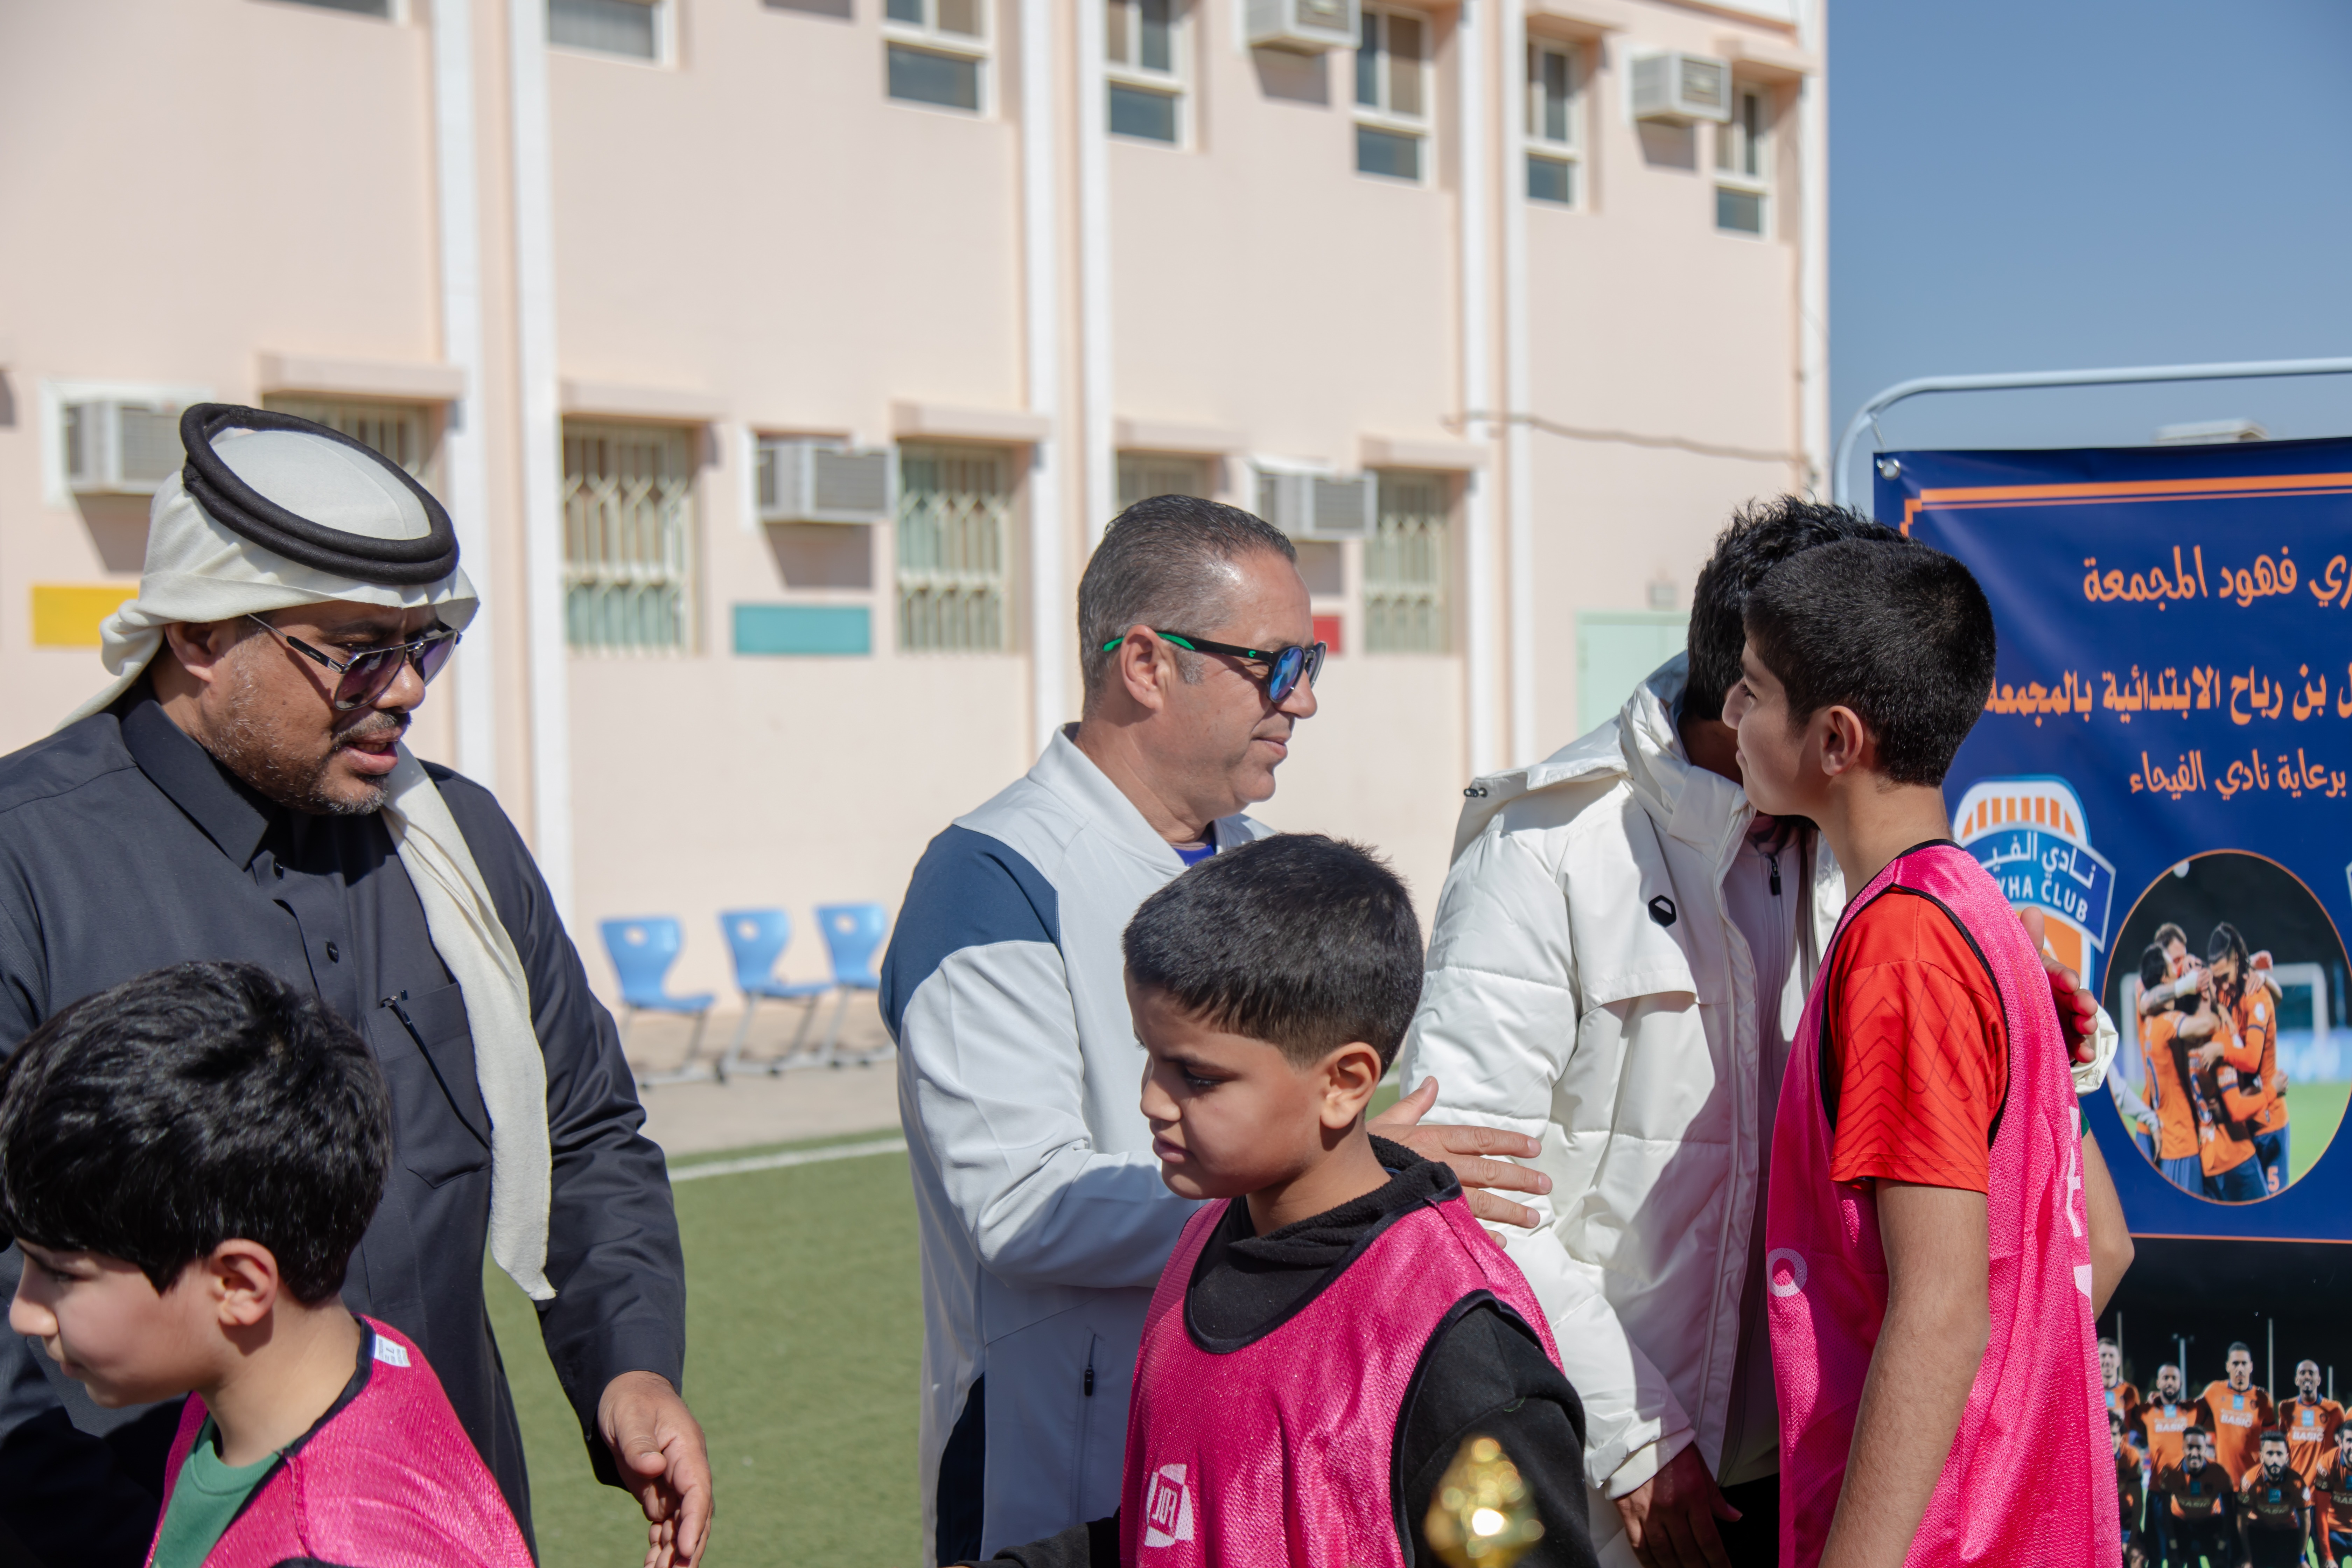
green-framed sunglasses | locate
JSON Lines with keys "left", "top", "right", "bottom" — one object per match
{"left": 1099, "top": 629, "right": 1327, "bottom": 704}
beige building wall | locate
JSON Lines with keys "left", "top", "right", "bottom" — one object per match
{"left": 0, "top": 0, "right": 1825, "bottom": 1012}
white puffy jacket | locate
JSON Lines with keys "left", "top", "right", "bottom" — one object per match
{"left": 1399, "top": 655, "right": 1843, "bottom": 1532}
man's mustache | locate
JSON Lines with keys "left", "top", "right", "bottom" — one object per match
{"left": 335, "top": 711, "right": 410, "bottom": 747}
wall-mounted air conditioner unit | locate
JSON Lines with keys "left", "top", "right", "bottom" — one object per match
{"left": 1630, "top": 51, "right": 1732, "bottom": 123}
{"left": 1255, "top": 467, "right": 1376, "bottom": 539}
{"left": 62, "top": 399, "right": 185, "bottom": 495}
{"left": 756, "top": 439, "right": 894, "bottom": 524}
{"left": 1245, "top": 0, "right": 1358, "bottom": 54}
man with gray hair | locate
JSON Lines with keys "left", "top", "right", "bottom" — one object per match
{"left": 0, "top": 406, "right": 704, "bottom": 1567}
{"left": 883, "top": 494, "right": 1548, "bottom": 1563}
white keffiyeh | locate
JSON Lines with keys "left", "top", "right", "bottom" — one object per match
{"left": 62, "top": 429, "right": 555, "bottom": 1300}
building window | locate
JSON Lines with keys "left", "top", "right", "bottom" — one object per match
{"left": 1353, "top": 7, "right": 1428, "bottom": 182}
{"left": 1364, "top": 470, "right": 1448, "bottom": 653}
{"left": 1526, "top": 38, "right": 1581, "bottom": 205}
{"left": 886, "top": 0, "right": 988, "bottom": 113}
{"left": 548, "top": 0, "right": 667, "bottom": 61}
{"left": 1116, "top": 453, "right": 1212, "bottom": 509}
{"left": 274, "top": 0, "right": 394, "bottom": 17}
{"left": 261, "top": 397, "right": 435, "bottom": 481}
{"left": 562, "top": 421, "right": 698, "bottom": 652}
{"left": 1715, "top": 83, "right": 1770, "bottom": 234}
{"left": 898, "top": 444, "right": 1013, "bottom": 652}
{"left": 1106, "top": 0, "right": 1184, "bottom": 144}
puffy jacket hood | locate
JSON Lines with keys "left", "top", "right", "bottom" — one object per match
{"left": 1455, "top": 652, "right": 1752, "bottom": 862}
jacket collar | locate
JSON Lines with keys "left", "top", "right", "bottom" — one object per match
{"left": 121, "top": 699, "right": 280, "bottom": 869}
{"left": 1031, "top": 724, "right": 1233, "bottom": 872}
{"left": 1614, "top": 657, "right": 1754, "bottom": 855}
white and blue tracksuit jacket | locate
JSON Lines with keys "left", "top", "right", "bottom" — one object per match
{"left": 881, "top": 727, "right": 1270, "bottom": 1558}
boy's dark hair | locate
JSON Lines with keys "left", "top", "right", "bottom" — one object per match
{"left": 1123, "top": 834, "right": 1421, "bottom": 1071}
{"left": 1684, "top": 497, "right": 1904, "bottom": 723}
{"left": 0, "top": 961, "right": 392, "bottom": 1303}
{"left": 2154, "top": 921, "right": 2189, "bottom": 953}
{"left": 1743, "top": 538, "right": 1997, "bottom": 787}
{"left": 1078, "top": 495, "right": 1297, "bottom": 710}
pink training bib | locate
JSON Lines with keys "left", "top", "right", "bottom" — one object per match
{"left": 1122, "top": 1193, "right": 1561, "bottom": 1568}
{"left": 1766, "top": 842, "right": 2116, "bottom": 1568}
{"left": 148, "top": 1319, "right": 534, "bottom": 1568}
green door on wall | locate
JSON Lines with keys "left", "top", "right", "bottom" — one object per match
{"left": 1577, "top": 610, "right": 1688, "bottom": 735}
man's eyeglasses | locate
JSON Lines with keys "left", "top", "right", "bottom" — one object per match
{"left": 245, "top": 614, "right": 462, "bottom": 712}
{"left": 1099, "top": 630, "right": 1326, "bottom": 705}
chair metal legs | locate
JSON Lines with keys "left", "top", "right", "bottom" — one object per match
{"left": 631, "top": 1006, "right": 718, "bottom": 1088}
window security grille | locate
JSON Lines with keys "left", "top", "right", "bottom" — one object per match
{"left": 262, "top": 397, "right": 434, "bottom": 480}
{"left": 1117, "top": 454, "right": 1212, "bottom": 510}
{"left": 1364, "top": 470, "right": 1448, "bottom": 653}
{"left": 562, "top": 422, "right": 698, "bottom": 652}
{"left": 898, "top": 444, "right": 1012, "bottom": 652}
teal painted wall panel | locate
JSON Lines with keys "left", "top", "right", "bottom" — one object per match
{"left": 1577, "top": 610, "right": 1688, "bottom": 733}
{"left": 733, "top": 604, "right": 872, "bottom": 656}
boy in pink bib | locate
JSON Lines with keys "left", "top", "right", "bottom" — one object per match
{"left": 0, "top": 961, "right": 532, "bottom": 1568}
{"left": 960, "top": 835, "right": 1596, "bottom": 1568}
{"left": 1724, "top": 540, "right": 2127, "bottom": 1568}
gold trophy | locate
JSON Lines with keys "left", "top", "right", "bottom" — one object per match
{"left": 1424, "top": 1434, "right": 1546, "bottom": 1567}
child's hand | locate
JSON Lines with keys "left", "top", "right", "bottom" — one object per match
{"left": 2018, "top": 909, "right": 2101, "bottom": 1066}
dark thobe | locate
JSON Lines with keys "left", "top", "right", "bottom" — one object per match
{"left": 0, "top": 700, "right": 684, "bottom": 1568}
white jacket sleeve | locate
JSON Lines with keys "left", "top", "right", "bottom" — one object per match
{"left": 1400, "top": 828, "right": 1696, "bottom": 1497}
{"left": 901, "top": 935, "right": 1191, "bottom": 1294}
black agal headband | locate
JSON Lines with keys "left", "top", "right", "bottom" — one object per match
{"left": 178, "top": 403, "right": 460, "bottom": 587}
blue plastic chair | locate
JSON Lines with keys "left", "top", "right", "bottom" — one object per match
{"left": 716, "top": 908, "right": 835, "bottom": 1080}
{"left": 600, "top": 917, "right": 719, "bottom": 1086}
{"left": 813, "top": 902, "right": 893, "bottom": 1066}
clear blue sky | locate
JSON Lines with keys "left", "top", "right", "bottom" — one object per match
{"left": 1830, "top": 0, "right": 2352, "bottom": 500}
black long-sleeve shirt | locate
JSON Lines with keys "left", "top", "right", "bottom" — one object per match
{"left": 973, "top": 1140, "right": 1596, "bottom": 1568}
{"left": 0, "top": 700, "right": 685, "bottom": 1566}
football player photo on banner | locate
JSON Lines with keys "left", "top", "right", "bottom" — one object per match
{"left": 1881, "top": 439, "right": 2352, "bottom": 1568}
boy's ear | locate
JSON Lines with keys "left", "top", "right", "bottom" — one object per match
{"left": 1317, "top": 1042, "right": 1386, "bottom": 1132}
{"left": 1814, "top": 703, "right": 1872, "bottom": 779}
{"left": 202, "top": 1240, "right": 284, "bottom": 1329}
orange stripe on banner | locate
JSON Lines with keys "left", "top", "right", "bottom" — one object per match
{"left": 1901, "top": 474, "right": 2352, "bottom": 534}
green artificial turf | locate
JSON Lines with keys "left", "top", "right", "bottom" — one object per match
{"left": 485, "top": 1144, "right": 925, "bottom": 1567}
{"left": 2284, "top": 1079, "right": 2350, "bottom": 1185}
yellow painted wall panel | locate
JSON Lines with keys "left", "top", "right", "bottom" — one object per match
{"left": 32, "top": 586, "right": 135, "bottom": 648}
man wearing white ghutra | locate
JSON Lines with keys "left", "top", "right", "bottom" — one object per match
{"left": 0, "top": 406, "right": 709, "bottom": 1567}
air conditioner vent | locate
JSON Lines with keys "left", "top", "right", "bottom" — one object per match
{"left": 1255, "top": 466, "right": 1376, "bottom": 539}
{"left": 1630, "top": 51, "right": 1733, "bottom": 124}
{"left": 757, "top": 439, "right": 894, "bottom": 524}
{"left": 1246, "top": 0, "right": 1358, "bottom": 54}
{"left": 62, "top": 399, "right": 187, "bottom": 495}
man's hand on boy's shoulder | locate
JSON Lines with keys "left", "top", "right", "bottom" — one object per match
{"left": 1371, "top": 1079, "right": 1553, "bottom": 1230}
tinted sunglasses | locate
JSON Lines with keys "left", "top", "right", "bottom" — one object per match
{"left": 1100, "top": 630, "right": 1327, "bottom": 704}
{"left": 245, "top": 614, "right": 462, "bottom": 712}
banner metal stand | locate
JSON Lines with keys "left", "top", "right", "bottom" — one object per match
{"left": 1832, "top": 356, "right": 2352, "bottom": 507}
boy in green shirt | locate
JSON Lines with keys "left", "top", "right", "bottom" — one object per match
{"left": 0, "top": 961, "right": 533, "bottom": 1568}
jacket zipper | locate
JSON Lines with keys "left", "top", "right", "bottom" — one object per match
{"left": 1072, "top": 1334, "right": 1099, "bottom": 1518}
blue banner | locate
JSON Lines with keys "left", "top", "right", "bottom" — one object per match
{"left": 1881, "top": 438, "right": 2352, "bottom": 1279}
